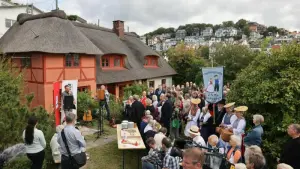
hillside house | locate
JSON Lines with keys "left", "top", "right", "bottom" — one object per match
{"left": 0, "top": 0, "right": 43, "bottom": 37}
{"left": 175, "top": 29, "right": 186, "bottom": 40}
{"left": 0, "top": 10, "right": 176, "bottom": 112}
{"left": 202, "top": 27, "right": 213, "bottom": 37}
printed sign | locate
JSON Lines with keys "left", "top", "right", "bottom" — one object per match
{"left": 202, "top": 67, "right": 224, "bottom": 103}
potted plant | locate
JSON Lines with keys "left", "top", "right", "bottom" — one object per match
{"left": 77, "top": 91, "right": 97, "bottom": 124}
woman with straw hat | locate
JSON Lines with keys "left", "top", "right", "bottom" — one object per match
{"left": 184, "top": 98, "right": 201, "bottom": 137}
{"left": 229, "top": 106, "right": 247, "bottom": 137}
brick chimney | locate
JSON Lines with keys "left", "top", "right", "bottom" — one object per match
{"left": 113, "top": 20, "right": 124, "bottom": 38}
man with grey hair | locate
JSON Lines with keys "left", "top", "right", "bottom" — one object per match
{"left": 57, "top": 113, "right": 86, "bottom": 169}
{"left": 280, "top": 123, "right": 300, "bottom": 169}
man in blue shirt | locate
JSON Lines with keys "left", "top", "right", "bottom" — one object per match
{"left": 57, "top": 113, "right": 86, "bottom": 169}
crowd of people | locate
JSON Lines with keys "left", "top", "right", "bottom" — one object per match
{"left": 122, "top": 82, "right": 300, "bottom": 169}
{"left": 19, "top": 82, "right": 300, "bottom": 169}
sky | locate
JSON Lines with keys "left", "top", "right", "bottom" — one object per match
{"left": 13, "top": 0, "right": 300, "bottom": 35}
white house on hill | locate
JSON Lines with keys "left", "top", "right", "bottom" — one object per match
{"left": 0, "top": 0, "right": 43, "bottom": 37}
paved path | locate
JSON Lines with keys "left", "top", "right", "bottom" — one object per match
{"left": 79, "top": 126, "right": 117, "bottom": 169}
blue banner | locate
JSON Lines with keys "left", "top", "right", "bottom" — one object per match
{"left": 202, "top": 67, "right": 224, "bottom": 103}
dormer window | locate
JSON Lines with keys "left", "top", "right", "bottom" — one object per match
{"left": 101, "top": 55, "right": 125, "bottom": 69}
{"left": 144, "top": 56, "right": 158, "bottom": 67}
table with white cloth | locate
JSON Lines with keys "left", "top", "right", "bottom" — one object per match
{"left": 117, "top": 124, "right": 146, "bottom": 169}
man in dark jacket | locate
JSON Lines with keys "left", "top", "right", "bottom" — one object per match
{"left": 215, "top": 99, "right": 226, "bottom": 126}
{"left": 279, "top": 124, "right": 300, "bottom": 169}
{"left": 161, "top": 93, "right": 173, "bottom": 136}
{"left": 131, "top": 95, "right": 145, "bottom": 131}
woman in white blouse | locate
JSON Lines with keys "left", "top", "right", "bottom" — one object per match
{"left": 23, "top": 116, "right": 46, "bottom": 169}
{"left": 184, "top": 98, "right": 201, "bottom": 137}
{"left": 229, "top": 106, "right": 247, "bottom": 138}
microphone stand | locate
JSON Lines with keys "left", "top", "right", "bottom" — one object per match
{"left": 94, "top": 100, "right": 105, "bottom": 141}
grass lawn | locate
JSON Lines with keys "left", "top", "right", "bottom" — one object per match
{"left": 85, "top": 140, "right": 147, "bottom": 169}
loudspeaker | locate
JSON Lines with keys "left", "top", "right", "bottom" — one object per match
{"left": 97, "top": 89, "right": 105, "bottom": 101}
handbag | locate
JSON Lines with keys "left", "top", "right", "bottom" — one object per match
{"left": 61, "top": 129, "right": 87, "bottom": 168}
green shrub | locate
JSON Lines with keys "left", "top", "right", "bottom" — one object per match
{"left": 227, "top": 43, "right": 300, "bottom": 168}
{"left": 77, "top": 91, "right": 98, "bottom": 120}
{"left": 3, "top": 156, "right": 31, "bottom": 169}
{"left": 0, "top": 58, "right": 55, "bottom": 169}
{"left": 109, "top": 95, "right": 124, "bottom": 120}
{"left": 123, "top": 82, "right": 148, "bottom": 100}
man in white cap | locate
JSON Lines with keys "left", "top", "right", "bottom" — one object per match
{"left": 189, "top": 125, "right": 206, "bottom": 147}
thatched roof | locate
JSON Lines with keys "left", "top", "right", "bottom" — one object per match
{"left": 0, "top": 10, "right": 102, "bottom": 55}
{"left": 0, "top": 10, "right": 176, "bottom": 84}
{"left": 73, "top": 23, "right": 176, "bottom": 84}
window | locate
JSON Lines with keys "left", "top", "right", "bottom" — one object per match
{"left": 114, "top": 57, "right": 120, "bottom": 67}
{"left": 73, "top": 54, "right": 80, "bottom": 66}
{"left": 101, "top": 55, "right": 124, "bottom": 69}
{"left": 162, "top": 79, "right": 166, "bottom": 85}
{"left": 78, "top": 86, "right": 89, "bottom": 92}
{"left": 144, "top": 58, "right": 148, "bottom": 65}
{"left": 149, "top": 81, "right": 154, "bottom": 88}
{"left": 144, "top": 56, "right": 158, "bottom": 67}
{"left": 102, "top": 58, "right": 109, "bottom": 67}
{"left": 5, "top": 19, "right": 15, "bottom": 28}
{"left": 21, "top": 56, "right": 31, "bottom": 68}
{"left": 65, "top": 54, "right": 80, "bottom": 67}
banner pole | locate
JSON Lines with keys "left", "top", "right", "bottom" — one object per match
{"left": 213, "top": 103, "right": 216, "bottom": 124}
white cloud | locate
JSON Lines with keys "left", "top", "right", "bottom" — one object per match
{"left": 13, "top": 0, "right": 300, "bottom": 35}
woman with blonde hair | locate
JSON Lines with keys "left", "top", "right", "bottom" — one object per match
{"left": 244, "top": 114, "right": 264, "bottom": 147}
{"left": 226, "top": 135, "right": 242, "bottom": 164}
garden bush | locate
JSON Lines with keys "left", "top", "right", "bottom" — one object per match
{"left": 227, "top": 43, "right": 300, "bottom": 168}
{"left": 123, "top": 82, "right": 148, "bottom": 100}
{"left": 0, "top": 58, "right": 55, "bottom": 169}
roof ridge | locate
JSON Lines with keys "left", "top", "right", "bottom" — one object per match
{"left": 17, "top": 10, "right": 66, "bottom": 25}
{"left": 73, "top": 22, "right": 138, "bottom": 37}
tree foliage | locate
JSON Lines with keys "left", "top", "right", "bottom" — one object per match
{"left": 0, "top": 59, "right": 55, "bottom": 168}
{"left": 199, "top": 46, "right": 210, "bottom": 59}
{"left": 166, "top": 43, "right": 209, "bottom": 85}
{"left": 77, "top": 91, "right": 98, "bottom": 120}
{"left": 227, "top": 43, "right": 300, "bottom": 167}
{"left": 213, "top": 44, "right": 257, "bottom": 83}
{"left": 145, "top": 27, "right": 175, "bottom": 37}
{"left": 123, "top": 83, "right": 148, "bottom": 100}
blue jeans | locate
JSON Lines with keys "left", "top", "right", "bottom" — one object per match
{"left": 142, "top": 161, "right": 155, "bottom": 169}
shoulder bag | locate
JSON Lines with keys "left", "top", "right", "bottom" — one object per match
{"left": 61, "top": 129, "right": 87, "bottom": 168}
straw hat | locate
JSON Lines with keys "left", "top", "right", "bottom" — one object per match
{"left": 191, "top": 98, "right": 201, "bottom": 105}
{"left": 234, "top": 106, "right": 248, "bottom": 112}
{"left": 224, "top": 102, "right": 235, "bottom": 108}
{"left": 188, "top": 125, "right": 200, "bottom": 136}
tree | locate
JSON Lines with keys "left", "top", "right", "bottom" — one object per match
{"left": 212, "top": 44, "right": 257, "bottom": 83}
{"left": 222, "top": 21, "right": 234, "bottom": 27}
{"left": 166, "top": 43, "right": 209, "bottom": 85}
{"left": 235, "top": 19, "right": 247, "bottom": 29}
{"left": 227, "top": 43, "right": 300, "bottom": 168}
{"left": 0, "top": 58, "right": 55, "bottom": 168}
{"left": 199, "top": 46, "right": 209, "bottom": 59}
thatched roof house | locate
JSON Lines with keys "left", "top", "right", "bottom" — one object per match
{"left": 0, "top": 10, "right": 176, "bottom": 109}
